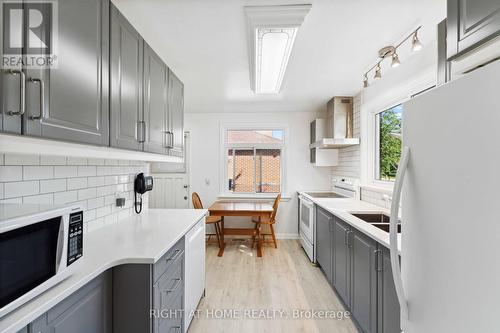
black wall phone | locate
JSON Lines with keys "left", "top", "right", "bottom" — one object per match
{"left": 134, "top": 173, "right": 153, "bottom": 214}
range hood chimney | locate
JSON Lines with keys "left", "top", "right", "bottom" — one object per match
{"left": 309, "top": 96, "right": 360, "bottom": 149}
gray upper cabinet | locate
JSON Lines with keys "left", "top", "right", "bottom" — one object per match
{"left": 332, "top": 217, "right": 351, "bottom": 307}
{"left": 167, "top": 70, "right": 184, "bottom": 157}
{"left": 143, "top": 43, "right": 168, "bottom": 154}
{"left": 350, "top": 229, "right": 377, "bottom": 333}
{"left": 316, "top": 206, "right": 333, "bottom": 284}
{"left": 447, "top": 0, "right": 500, "bottom": 59}
{"left": 110, "top": 4, "right": 144, "bottom": 151}
{"left": 0, "top": 2, "right": 22, "bottom": 134}
{"left": 377, "top": 247, "right": 401, "bottom": 333}
{"left": 24, "top": 0, "right": 110, "bottom": 146}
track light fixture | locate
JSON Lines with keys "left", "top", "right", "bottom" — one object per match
{"left": 374, "top": 63, "right": 382, "bottom": 79}
{"left": 412, "top": 31, "right": 423, "bottom": 51}
{"left": 391, "top": 53, "right": 401, "bottom": 68}
{"left": 362, "top": 26, "right": 422, "bottom": 88}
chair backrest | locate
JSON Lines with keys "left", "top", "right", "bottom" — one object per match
{"left": 270, "top": 193, "right": 281, "bottom": 224}
{"left": 192, "top": 192, "right": 203, "bottom": 209}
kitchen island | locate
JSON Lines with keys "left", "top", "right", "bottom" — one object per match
{"left": 0, "top": 209, "right": 207, "bottom": 333}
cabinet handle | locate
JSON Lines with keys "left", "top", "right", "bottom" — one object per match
{"left": 344, "top": 229, "right": 348, "bottom": 245}
{"left": 171, "top": 326, "right": 182, "bottom": 333}
{"left": 163, "top": 131, "right": 172, "bottom": 148}
{"left": 346, "top": 230, "right": 353, "bottom": 248}
{"left": 166, "top": 278, "right": 182, "bottom": 293}
{"left": 137, "top": 121, "right": 146, "bottom": 142}
{"left": 7, "top": 69, "right": 25, "bottom": 116}
{"left": 166, "top": 249, "right": 181, "bottom": 262}
{"left": 168, "top": 131, "right": 174, "bottom": 149}
{"left": 29, "top": 77, "right": 44, "bottom": 121}
{"left": 374, "top": 250, "right": 383, "bottom": 272}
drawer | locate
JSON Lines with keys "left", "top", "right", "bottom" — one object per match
{"left": 154, "top": 278, "right": 184, "bottom": 333}
{"left": 154, "top": 237, "right": 185, "bottom": 283}
{"left": 154, "top": 254, "right": 183, "bottom": 309}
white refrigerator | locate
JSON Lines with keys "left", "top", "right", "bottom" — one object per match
{"left": 388, "top": 59, "right": 500, "bottom": 333}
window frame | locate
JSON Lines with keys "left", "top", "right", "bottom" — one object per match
{"left": 374, "top": 104, "right": 403, "bottom": 183}
{"left": 220, "top": 123, "right": 287, "bottom": 198}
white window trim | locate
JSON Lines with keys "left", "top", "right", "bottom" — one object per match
{"left": 219, "top": 123, "right": 289, "bottom": 198}
{"left": 361, "top": 77, "right": 436, "bottom": 190}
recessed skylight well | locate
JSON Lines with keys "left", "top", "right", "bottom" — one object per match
{"left": 245, "top": 5, "right": 312, "bottom": 94}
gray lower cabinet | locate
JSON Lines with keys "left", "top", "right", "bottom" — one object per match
{"left": 316, "top": 206, "right": 333, "bottom": 284}
{"left": 167, "top": 70, "right": 184, "bottom": 158}
{"left": 113, "top": 237, "right": 185, "bottom": 333}
{"left": 143, "top": 43, "right": 168, "bottom": 154}
{"left": 447, "top": 0, "right": 500, "bottom": 59}
{"left": 15, "top": 327, "right": 27, "bottom": 333}
{"left": 377, "top": 247, "right": 401, "bottom": 333}
{"left": 350, "top": 229, "right": 377, "bottom": 333}
{"left": 332, "top": 217, "right": 351, "bottom": 307}
{"left": 110, "top": 3, "right": 144, "bottom": 151}
{"left": 318, "top": 214, "right": 400, "bottom": 333}
{"left": 30, "top": 272, "right": 112, "bottom": 333}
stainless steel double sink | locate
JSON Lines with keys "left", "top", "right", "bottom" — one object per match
{"left": 350, "top": 213, "right": 401, "bottom": 233}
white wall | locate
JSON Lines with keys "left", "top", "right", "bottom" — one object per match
{"left": 185, "top": 111, "right": 331, "bottom": 238}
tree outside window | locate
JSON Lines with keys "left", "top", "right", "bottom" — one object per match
{"left": 376, "top": 105, "right": 402, "bottom": 181}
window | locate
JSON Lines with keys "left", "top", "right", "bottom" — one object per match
{"left": 223, "top": 129, "right": 284, "bottom": 195}
{"left": 375, "top": 105, "right": 402, "bottom": 181}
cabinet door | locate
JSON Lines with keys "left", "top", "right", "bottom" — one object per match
{"left": 31, "top": 272, "right": 112, "bottom": 333}
{"left": 0, "top": 2, "right": 24, "bottom": 134}
{"left": 332, "top": 218, "right": 350, "bottom": 307}
{"left": 350, "top": 230, "right": 377, "bottom": 333}
{"left": 167, "top": 70, "right": 184, "bottom": 157}
{"left": 377, "top": 247, "right": 401, "bottom": 333}
{"left": 25, "top": 0, "right": 110, "bottom": 145}
{"left": 447, "top": 0, "right": 500, "bottom": 58}
{"left": 110, "top": 4, "right": 144, "bottom": 151}
{"left": 143, "top": 43, "right": 168, "bottom": 154}
{"left": 316, "top": 206, "right": 332, "bottom": 283}
{"left": 16, "top": 327, "right": 28, "bottom": 333}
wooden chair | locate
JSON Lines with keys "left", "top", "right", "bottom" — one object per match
{"left": 192, "top": 192, "right": 222, "bottom": 248}
{"left": 251, "top": 194, "right": 281, "bottom": 249}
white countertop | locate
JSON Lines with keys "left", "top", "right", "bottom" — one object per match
{"left": 299, "top": 192, "right": 401, "bottom": 252}
{"left": 0, "top": 209, "right": 208, "bottom": 333}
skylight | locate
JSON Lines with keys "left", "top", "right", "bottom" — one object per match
{"left": 245, "top": 5, "right": 311, "bottom": 94}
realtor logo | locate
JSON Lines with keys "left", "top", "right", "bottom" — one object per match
{"left": 2, "top": 0, "right": 58, "bottom": 68}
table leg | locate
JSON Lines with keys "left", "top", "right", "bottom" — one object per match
{"left": 217, "top": 216, "right": 226, "bottom": 257}
{"left": 256, "top": 215, "right": 263, "bottom": 257}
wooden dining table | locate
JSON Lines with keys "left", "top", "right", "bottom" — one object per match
{"left": 208, "top": 200, "right": 274, "bottom": 257}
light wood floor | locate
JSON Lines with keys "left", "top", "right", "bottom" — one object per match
{"left": 188, "top": 239, "right": 359, "bottom": 333}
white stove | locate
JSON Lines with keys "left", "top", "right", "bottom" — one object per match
{"left": 298, "top": 177, "right": 359, "bottom": 263}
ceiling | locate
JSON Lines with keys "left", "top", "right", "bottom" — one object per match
{"left": 113, "top": 0, "right": 446, "bottom": 113}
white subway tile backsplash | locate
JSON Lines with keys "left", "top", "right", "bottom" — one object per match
{"left": 67, "top": 177, "right": 88, "bottom": 190}
{"left": 0, "top": 198, "right": 22, "bottom": 204}
{"left": 23, "top": 194, "right": 54, "bottom": 204}
{"left": 77, "top": 166, "right": 96, "bottom": 177}
{"left": 77, "top": 188, "right": 97, "bottom": 201}
{"left": 88, "top": 176, "right": 105, "bottom": 187}
{"left": 4, "top": 181, "right": 39, "bottom": 198}
{"left": 23, "top": 166, "right": 53, "bottom": 180}
{"left": 54, "top": 166, "right": 78, "bottom": 178}
{"left": 1, "top": 153, "right": 149, "bottom": 228}
{"left": 40, "top": 179, "right": 66, "bottom": 193}
{"left": 54, "top": 190, "right": 78, "bottom": 204}
{"left": 87, "top": 197, "right": 105, "bottom": 210}
{"left": 40, "top": 155, "right": 66, "bottom": 165}
{"left": 0, "top": 166, "right": 22, "bottom": 182}
{"left": 5, "top": 154, "right": 39, "bottom": 165}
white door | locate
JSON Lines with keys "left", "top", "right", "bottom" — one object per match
{"left": 150, "top": 132, "right": 190, "bottom": 208}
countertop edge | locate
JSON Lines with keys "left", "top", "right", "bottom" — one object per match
{"left": 1, "top": 209, "right": 208, "bottom": 333}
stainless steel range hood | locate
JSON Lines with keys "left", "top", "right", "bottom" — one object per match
{"left": 309, "top": 96, "right": 360, "bottom": 149}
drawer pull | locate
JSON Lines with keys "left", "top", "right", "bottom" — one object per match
{"left": 165, "top": 278, "right": 182, "bottom": 293}
{"left": 166, "top": 249, "right": 182, "bottom": 262}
